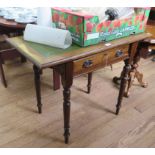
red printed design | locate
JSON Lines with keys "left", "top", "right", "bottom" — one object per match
{"left": 76, "top": 17, "right": 83, "bottom": 25}
{"left": 53, "top": 13, "right": 60, "bottom": 22}
{"left": 86, "top": 21, "right": 94, "bottom": 32}
{"left": 113, "top": 20, "right": 121, "bottom": 28}
{"left": 96, "top": 23, "right": 103, "bottom": 32}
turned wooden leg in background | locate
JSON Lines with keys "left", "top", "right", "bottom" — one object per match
{"left": 87, "top": 72, "right": 92, "bottom": 94}
{"left": 0, "top": 56, "right": 7, "bottom": 88}
{"left": 53, "top": 69, "right": 60, "bottom": 91}
{"left": 124, "top": 63, "right": 148, "bottom": 97}
{"left": 33, "top": 65, "right": 42, "bottom": 114}
{"left": 124, "top": 71, "right": 134, "bottom": 97}
{"left": 116, "top": 59, "right": 131, "bottom": 115}
{"left": 60, "top": 62, "right": 73, "bottom": 144}
{"left": 134, "top": 65, "right": 148, "bottom": 88}
{"left": 20, "top": 55, "right": 27, "bottom": 63}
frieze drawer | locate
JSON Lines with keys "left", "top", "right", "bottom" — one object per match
{"left": 73, "top": 44, "right": 129, "bottom": 75}
{"left": 73, "top": 52, "right": 104, "bottom": 75}
{"left": 108, "top": 44, "right": 129, "bottom": 63}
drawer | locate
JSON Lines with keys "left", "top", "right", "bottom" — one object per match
{"left": 73, "top": 52, "right": 104, "bottom": 75}
{"left": 108, "top": 44, "right": 129, "bottom": 63}
{"left": 73, "top": 44, "right": 129, "bottom": 75}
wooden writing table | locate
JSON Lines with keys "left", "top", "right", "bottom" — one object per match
{"left": 7, "top": 33, "right": 151, "bottom": 143}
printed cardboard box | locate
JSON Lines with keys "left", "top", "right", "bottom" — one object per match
{"left": 52, "top": 7, "right": 150, "bottom": 47}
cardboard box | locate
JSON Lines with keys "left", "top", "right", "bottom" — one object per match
{"left": 52, "top": 7, "right": 150, "bottom": 47}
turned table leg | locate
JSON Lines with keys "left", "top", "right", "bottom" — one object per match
{"left": 0, "top": 55, "right": 7, "bottom": 88}
{"left": 60, "top": 62, "right": 73, "bottom": 144}
{"left": 113, "top": 41, "right": 148, "bottom": 98}
{"left": 33, "top": 65, "right": 42, "bottom": 114}
{"left": 63, "top": 86, "right": 71, "bottom": 144}
{"left": 116, "top": 59, "right": 131, "bottom": 115}
{"left": 87, "top": 72, "right": 93, "bottom": 94}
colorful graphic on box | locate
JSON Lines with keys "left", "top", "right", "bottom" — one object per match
{"left": 52, "top": 7, "right": 150, "bottom": 47}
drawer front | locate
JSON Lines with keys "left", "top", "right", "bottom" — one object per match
{"left": 73, "top": 53, "right": 104, "bottom": 75}
{"left": 108, "top": 44, "right": 129, "bottom": 63}
{"left": 73, "top": 44, "right": 129, "bottom": 75}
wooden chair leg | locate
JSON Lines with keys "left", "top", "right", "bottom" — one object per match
{"left": 53, "top": 69, "right": 60, "bottom": 91}
{"left": 0, "top": 56, "right": 7, "bottom": 88}
{"left": 87, "top": 72, "right": 93, "bottom": 94}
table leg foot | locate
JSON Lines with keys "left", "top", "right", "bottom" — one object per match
{"left": 38, "top": 105, "right": 42, "bottom": 114}
{"left": 64, "top": 128, "right": 70, "bottom": 144}
{"left": 135, "top": 70, "right": 148, "bottom": 88}
{"left": 116, "top": 107, "right": 120, "bottom": 115}
{"left": 124, "top": 92, "right": 130, "bottom": 98}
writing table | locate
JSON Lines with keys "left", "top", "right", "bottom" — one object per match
{"left": 7, "top": 32, "right": 151, "bottom": 143}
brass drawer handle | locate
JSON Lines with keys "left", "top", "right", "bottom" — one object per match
{"left": 82, "top": 60, "right": 93, "bottom": 68}
{"left": 115, "top": 50, "right": 123, "bottom": 57}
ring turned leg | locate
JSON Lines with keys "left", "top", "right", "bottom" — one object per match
{"left": 87, "top": 72, "right": 92, "bottom": 94}
{"left": 116, "top": 60, "right": 131, "bottom": 115}
{"left": 63, "top": 87, "right": 71, "bottom": 144}
{"left": 33, "top": 65, "right": 42, "bottom": 114}
{"left": 60, "top": 62, "right": 73, "bottom": 144}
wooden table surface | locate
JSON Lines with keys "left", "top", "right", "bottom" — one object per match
{"left": 7, "top": 33, "right": 152, "bottom": 69}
